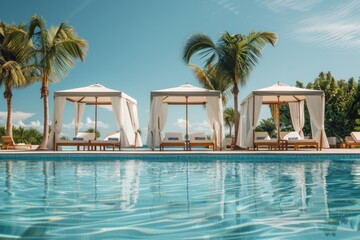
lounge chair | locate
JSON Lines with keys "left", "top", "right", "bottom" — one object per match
{"left": 89, "top": 134, "right": 120, "bottom": 151}
{"left": 345, "top": 132, "right": 360, "bottom": 148}
{"left": 160, "top": 132, "right": 185, "bottom": 151}
{"left": 189, "top": 132, "right": 214, "bottom": 151}
{"left": 280, "top": 131, "right": 318, "bottom": 150}
{"left": 1, "top": 136, "right": 32, "bottom": 150}
{"left": 254, "top": 132, "right": 281, "bottom": 150}
{"left": 56, "top": 132, "right": 95, "bottom": 151}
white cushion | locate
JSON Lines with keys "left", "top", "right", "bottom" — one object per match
{"left": 76, "top": 132, "right": 96, "bottom": 141}
{"left": 281, "top": 131, "right": 302, "bottom": 140}
{"left": 190, "top": 132, "right": 211, "bottom": 142}
{"left": 351, "top": 132, "right": 360, "bottom": 142}
{"left": 163, "top": 132, "right": 183, "bottom": 142}
{"left": 254, "top": 132, "right": 271, "bottom": 140}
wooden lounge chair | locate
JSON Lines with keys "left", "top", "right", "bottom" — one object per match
{"left": 56, "top": 132, "right": 95, "bottom": 151}
{"left": 1, "top": 136, "right": 32, "bottom": 150}
{"left": 189, "top": 132, "right": 214, "bottom": 151}
{"left": 280, "top": 131, "right": 318, "bottom": 150}
{"left": 89, "top": 137, "right": 119, "bottom": 151}
{"left": 160, "top": 132, "right": 185, "bottom": 151}
{"left": 254, "top": 132, "right": 281, "bottom": 150}
{"left": 345, "top": 132, "right": 360, "bottom": 148}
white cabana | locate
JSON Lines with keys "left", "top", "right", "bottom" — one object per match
{"left": 238, "top": 83, "right": 329, "bottom": 149}
{"left": 47, "top": 83, "right": 143, "bottom": 150}
{"left": 146, "top": 84, "right": 225, "bottom": 150}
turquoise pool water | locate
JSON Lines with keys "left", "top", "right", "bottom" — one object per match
{"left": 1, "top": 157, "right": 360, "bottom": 239}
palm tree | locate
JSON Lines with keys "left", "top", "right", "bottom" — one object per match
{"left": 0, "top": 22, "right": 34, "bottom": 138}
{"left": 183, "top": 31, "right": 277, "bottom": 144}
{"left": 223, "top": 107, "right": 236, "bottom": 137}
{"left": 27, "top": 15, "right": 88, "bottom": 149}
{"left": 188, "top": 64, "right": 231, "bottom": 105}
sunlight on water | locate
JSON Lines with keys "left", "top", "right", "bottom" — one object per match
{"left": 0, "top": 159, "right": 360, "bottom": 239}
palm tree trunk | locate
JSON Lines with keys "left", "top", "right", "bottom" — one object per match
{"left": 39, "top": 73, "right": 49, "bottom": 149}
{"left": 233, "top": 83, "right": 239, "bottom": 145}
{"left": 4, "top": 85, "right": 13, "bottom": 137}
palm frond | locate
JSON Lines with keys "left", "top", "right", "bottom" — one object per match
{"left": 182, "top": 33, "right": 217, "bottom": 64}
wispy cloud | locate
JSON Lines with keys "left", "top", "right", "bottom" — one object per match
{"left": 258, "top": 0, "right": 322, "bottom": 12}
{"left": 62, "top": 117, "right": 109, "bottom": 130}
{"left": 0, "top": 111, "right": 35, "bottom": 123}
{"left": 173, "top": 118, "right": 190, "bottom": 129}
{"left": 14, "top": 120, "right": 43, "bottom": 131}
{"left": 192, "top": 120, "right": 210, "bottom": 132}
{"left": 290, "top": 1, "right": 360, "bottom": 51}
{"left": 173, "top": 118, "right": 211, "bottom": 133}
{"left": 212, "top": 0, "right": 239, "bottom": 15}
{"left": 67, "top": 0, "right": 94, "bottom": 20}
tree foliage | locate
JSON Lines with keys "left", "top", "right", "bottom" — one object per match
{"left": 183, "top": 31, "right": 277, "bottom": 144}
{"left": 85, "top": 128, "right": 100, "bottom": 139}
{"left": 223, "top": 107, "right": 238, "bottom": 137}
{"left": 189, "top": 64, "right": 232, "bottom": 105}
{"left": 293, "top": 72, "right": 359, "bottom": 140}
{"left": 0, "top": 21, "right": 35, "bottom": 137}
{"left": 255, "top": 118, "right": 276, "bottom": 137}
{"left": 0, "top": 126, "right": 42, "bottom": 144}
{"left": 26, "top": 15, "right": 88, "bottom": 149}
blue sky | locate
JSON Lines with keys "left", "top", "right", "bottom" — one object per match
{"left": 1, "top": 0, "right": 360, "bottom": 142}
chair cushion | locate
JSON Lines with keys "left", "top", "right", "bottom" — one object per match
{"left": 168, "top": 137, "right": 179, "bottom": 141}
{"left": 288, "top": 137, "right": 299, "bottom": 140}
{"left": 195, "top": 137, "right": 206, "bottom": 141}
{"left": 282, "top": 132, "right": 302, "bottom": 140}
{"left": 108, "top": 137, "right": 119, "bottom": 141}
{"left": 73, "top": 137, "right": 84, "bottom": 141}
{"left": 256, "top": 136, "right": 271, "bottom": 140}
{"left": 351, "top": 132, "right": 360, "bottom": 142}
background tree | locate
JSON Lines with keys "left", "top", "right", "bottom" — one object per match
{"left": 27, "top": 15, "right": 88, "bottom": 149}
{"left": 255, "top": 118, "right": 276, "bottom": 137}
{"left": 294, "top": 71, "right": 358, "bottom": 140}
{"left": 0, "top": 126, "right": 42, "bottom": 144}
{"left": 223, "top": 107, "right": 236, "bottom": 137}
{"left": 0, "top": 22, "right": 34, "bottom": 137}
{"left": 354, "top": 109, "right": 360, "bottom": 131}
{"left": 183, "top": 31, "right": 277, "bottom": 144}
{"left": 85, "top": 128, "right": 100, "bottom": 139}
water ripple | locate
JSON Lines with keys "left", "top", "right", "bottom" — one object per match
{"left": 0, "top": 159, "right": 360, "bottom": 239}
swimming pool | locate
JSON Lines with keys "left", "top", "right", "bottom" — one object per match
{"left": 1, "top": 156, "right": 360, "bottom": 239}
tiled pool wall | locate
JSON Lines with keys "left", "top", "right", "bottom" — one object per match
{"left": 0, "top": 153, "right": 360, "bottom": 161}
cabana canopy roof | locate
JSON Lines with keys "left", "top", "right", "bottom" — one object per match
{"left": 242, "top": 83, "right": 324, "bottom": 104}
{"left": 54, "top": 83, "right": 137, "bottom": 105}
{"left": 151, "top": 84, "right": 221, "bottom": 105}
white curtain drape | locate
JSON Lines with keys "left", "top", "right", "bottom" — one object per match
{"left": 305, "top": 95, "right": 329, "bottom": 148}
{"left": 127, "top": 101, "right": 143, "bottom": 147}
{"left": 74, "top": 102, "right": 85, "bottom": 136}
{"left": 245, "top": 96, "right": 263, "bottom": 147}
{"left": 111, "top": 96, "right": 124, "bottom": 147}
{"left": 47, "top": 97, "right": 66, "bottom": 150}
{"left": 121, "top": 98, "right": 136, "bottom": 147}
{"left": 146, "top": 97, "right": 168, "bottom": 150}
{"left": 238, "top": 100, "right": 248, "bottom": 148}
{"left": 206, "top": 96, "right": 225, "bottom": 150}
{"left": 111, "top": 96, "right": 137, "bottom": 147}
{"left": 289, "top": 101, "right": 305, "bottom": 139}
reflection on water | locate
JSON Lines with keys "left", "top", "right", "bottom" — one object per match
{"left": 0, "top": 159, "right": 360, "bottom": 239}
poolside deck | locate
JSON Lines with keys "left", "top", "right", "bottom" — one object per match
{"left": 1, "top": 147, "right": 360, "bottom": 157}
